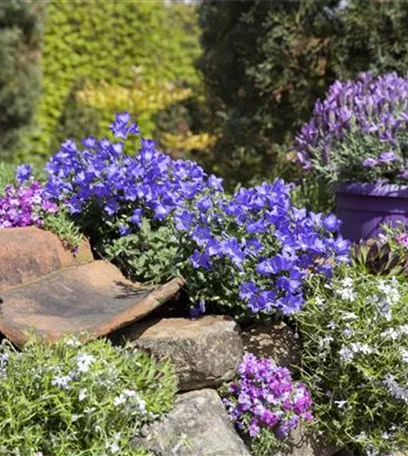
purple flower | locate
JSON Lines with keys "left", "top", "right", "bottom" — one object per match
{"left": 82, "top": 136, "right": 97, "bottom": 149}
{"left": 190, "top": 299, "right": 206, "bottom": 318}
{"left": 362, "top": 157, "right": 378, "bottom": 168}
{"left": 11, "top": 112, "right": 349, "bottom": 321}
{"left": 295, "top": 72, "right": 408, "bottom": 184}
{"left": 189, "top": 250, "right": 211, "bottom": 270}
{"left": 15, "top": 164, "right": 32, "bottom": 183}
{"left": 0, "top": 181, "right": 58, "bottom": 228}
{"left": 110, "top": 112, "right": 140, "bottom": 139}
{"left": 396, "top": 233, "right": 408, "bottom": 249}
{"left": 221, "top": 237, "right": 246, "bottom": 266}
{"left": 174, "top": 209, "right": 194, "bottom": 232}
{"left": 197, "top": 196, "right": 213, "bottom": 212}
{"left": 378, "top": 151, "right": 400, "bottom": 164}
{"left": 239, "top": 281, "right": 259, "bottom": 300}
{"left": 222, "top": 354, "right": 313, "bottom": 442}
{"left": 129, "top": 208, "right": 143, "bottom": 227}
{"left": 119, "top": 224, "right": 131, "bottom": 237}
{"left": 323, "top": 213, "right": 341, "bottom": 231}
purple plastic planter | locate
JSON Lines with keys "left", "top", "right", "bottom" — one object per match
{"left": 336, "top": 183, "right": 408, "bottom": 241}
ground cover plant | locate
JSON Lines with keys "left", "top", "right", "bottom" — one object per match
{"left": 0, "top": 165, "right": 58, "bottom": 229}
{"left": 221, "top": 353, "right": 313, "bottom": 456}
{"left": 8, "top": 112, "right": 350, "bottom": 321}
{"left": 297, "top": 265, "right": 408, "bottom": 455}
{"left": 295, "top": 72, "right": 408, "bottom": 186}
{"left": 0, "top": 335, "right": 176, "bottom": 456}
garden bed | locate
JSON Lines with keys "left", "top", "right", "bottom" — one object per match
{"left": 1, "top": 111, "right": 408, "bottom": 455}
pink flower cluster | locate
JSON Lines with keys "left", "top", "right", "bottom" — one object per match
{"left": 396, "top": 233, "right": 408, "bottom": 249}
{"left": 223, "top": 353, "right": 313, "bottom": 440}
{"left": 0, "top": 181, "right": 58, "bottom": 229}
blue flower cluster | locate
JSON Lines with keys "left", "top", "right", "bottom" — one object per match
{"left": 179, "top": 181, "right": 349, "bottom": 316}
{"left": 44, "top": 113, "right": 349, "bottom": 318}
{"left": 45, "top": 113, "right": 221, "bottom": 226}
{"left": 295, "top": 72, "right": 408, "bottom": 184}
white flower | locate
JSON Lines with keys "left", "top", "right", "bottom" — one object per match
{"left": 78, "top": 388, "right": 87, "bottom": 401}
{"left": 327, "top": 321, "right": 337, "bottom": 330}
{"left": 84, "top": 406, "right": 96, "bottom": 414}
{"left": 380, "top": 328, "right": 399, "bottom": 340}
{"left": 383, "top": 374, "right": 408, "bottom": 403}
{"left": 76, "top": 353, "right": 95, "bottom": 373}
{"left": 122, "top": 389, "right": 137, "bottom": 397}
{"left": 334, "top": 400, "right": 348, "bottom": 409}
{"left": 315, "top": 296, "right": 325, "bottom": 307}
{"left": 137, "top": 398, "right": 146, "bottom": 412}
{"left": 343, "top": 328, "right": 353, "bottom": 338}
{"left": 377, "top": 298, "right": 392, "bottom": 321}
{"left": 400, "top": 324, "right": 408, "bottom": 335}
{"left": 339, "top": 347, "right": 354, "bottom": 362}
{"left": 401, "top": 349, "right": 408, "bottom": 363}
{"left": 341, "top": 311, "right": 358, "bottom": 321}
{"left": 114, "top": 394, "right": 127, "bottom": 407}
{"left": 350, "top": 342, "right": 375, "bottom": 355}
{"left": 0, "top": 353, "right": 8, "bottom": 368}
{"left": 65, "top": 336, "right": 81, "bottom": 347}
{"left": 106, "top": 441, "right": 120, "bottom": 453}
{"left": 356, "top": 431, "right": 367, "bottom": 441}
{"left": 51, "top": 374, "right": 71, "bottom": 389}
{"left": 377, "top": 281, "right": 400, "bottom": 306}
{"left": 318, "top": 336, "right": 333, "bottom": 348}
{"left": 342, "top": 277, "right": 354, "bottom": 288}
{"left": 336, "top": 287, "right": 356, "bottom": 302}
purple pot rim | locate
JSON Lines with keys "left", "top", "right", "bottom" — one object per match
{"left": 336, "top": 182, "right": 408, "bottom": 198}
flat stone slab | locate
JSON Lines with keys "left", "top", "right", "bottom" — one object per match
{"left": 0, "top": 260, "right": 184, "bottom": 345}
{"left": 0, "top": 227, "right": 93, "bottom": 292}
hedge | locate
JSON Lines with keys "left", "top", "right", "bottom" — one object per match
{"left": 0, "top": 0, "right": 43, "bottom": 161}
{"left": 21, "top": 0, "right": 200, "bottom": 162}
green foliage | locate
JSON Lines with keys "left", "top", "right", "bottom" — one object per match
{"left": 198, "top": 0, "right": 408, "bottom": 189}
{"left": 0, "top": 0, "right": 43, "bottom": 160}
{"left": 297, "top": 265, "right": 408, "bottom": 454}
{"left": 23, "top": 0, "right": 200, "bottom": 161}
{"left": 351, "top": 238, "right": 408, "bottom": 277}
{"left": 0, "top": 335, "right": 177, "bottom": 455}
{"left": 0, "top": 163, "right": 15, "bottom": 192}
{"left": 380, "top": 223, "right": 408, "bottom": 259}
{"left": 247, "top": 429, "right": 284, "bottom": 456}
{"left": 290, "top": 179, "right": 334, "bottom": 213}
{"left": 103, "top": 218, "right": 179, "bottom": 285}
{"left": 43, "top": 207, "right": 84, "bottom": 252}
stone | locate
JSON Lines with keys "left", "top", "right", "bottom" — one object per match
{"left": 242, "top": 321, "right": 301, "bottom": 367}
{"left": 275, "top": 425, "right": 338, "bottom": 456}
{"left": 0, "top": 227, "right": 93, "bottom": 292}
{"left": 0, "top": 260, "right": 184, "bottom": 346}
{"left": 117, "top": 315, "right": 243, "bottom": 391}
{"left": 135, "top": 389, "right": 251, "bottom": 456}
